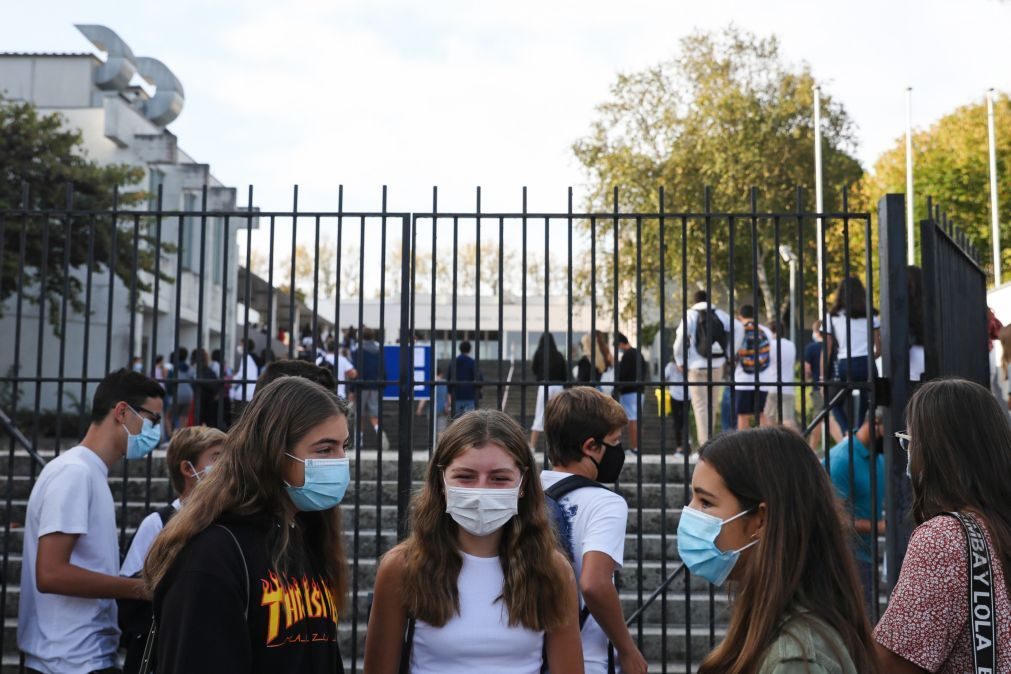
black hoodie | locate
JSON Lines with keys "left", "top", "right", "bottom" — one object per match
{"left": 153, "top": 512, "right": 344, "bottom": 674}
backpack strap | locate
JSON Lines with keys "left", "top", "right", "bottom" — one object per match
{"left": 156, "top": 504, "right": 177, "bottom": 527}
{"left": 943, "top": 512, "right": 998, "bottom": 673}
{"left": 544, "top": 474, "right": 606, "bottom": 501}
{"left": 139, "top": 524, "right": 251, "bottom": 674}
{"left": 214, "top": 524, "right": 251, "bottom": 619}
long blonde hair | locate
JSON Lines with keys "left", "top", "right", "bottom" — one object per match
{"left": 394, "top": 409, "right": 569, "bottom": 631}
{"left": 144, "top": 377, "right": 350, "bottom": 609}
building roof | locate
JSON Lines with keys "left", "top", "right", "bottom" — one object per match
{"left": 0, "top": 52, "right": 97, "bottom": 58}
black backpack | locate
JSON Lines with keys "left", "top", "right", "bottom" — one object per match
{"left": 544, "top": 475, "right": 617, "bottom": 672}
{"left": 694, "top": 308, "right": 728, "bottom": 359}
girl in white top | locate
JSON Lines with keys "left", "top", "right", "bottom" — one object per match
{"left": 364, "top": 409, "right": 582, "bottom": 674}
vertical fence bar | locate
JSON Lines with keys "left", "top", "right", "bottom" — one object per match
{"left": 54, "top": 186, "right": 74, "bottom": 456}
{"left": 521, "top": 188, "right": 528, "bottom": 428}
{"left": 877, "top": 194, "right": 910, "bottom": 588}
{"left": 377, "top": 187, "right": 388, "bottom": 562}
{"left": 397, "top": 212, "right": 414, "bottom": 539}
{"left": 657, "top": 186, "right": 669, "bottom": 674}
{"left": 288, "top": 186, "right": 298, "bottom": 360}
{"left": 680, "top": 207, "right": 691, "bottom": 674}
{"left": 633, "top": 213, "right": 644, "bottom": 645}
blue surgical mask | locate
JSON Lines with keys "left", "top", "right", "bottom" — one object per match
{"left": 123, "top": 407, "right": 161, "bottom": 460}
{"left": 284, "top": 454, "right": 350, "bottom": 511}
{"left": 677, "top": 505, "right": 758, "bottom": 586}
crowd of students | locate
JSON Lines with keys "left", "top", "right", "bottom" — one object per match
{"left": 17, "top": 354, "right": 1011, "bottom": 673}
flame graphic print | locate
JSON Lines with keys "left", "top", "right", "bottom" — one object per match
{"left": 260, "top": 570, "right": 340, "bottom": 646}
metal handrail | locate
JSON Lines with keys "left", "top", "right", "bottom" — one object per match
{"left": 625, "top": 563, "right": 686, "bottom": 626}
{"left": 801, "top": 387, "right": 851, "bottom": 438}
{"left": 0, "top": 408, "right": 47, "bottom": 467}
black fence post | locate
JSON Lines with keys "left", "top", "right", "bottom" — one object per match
{"left": 877, "top": 193, "right": 912, "bottom": 588}
{"left": 397, "top": 215, "right": 414, "bottom": 539}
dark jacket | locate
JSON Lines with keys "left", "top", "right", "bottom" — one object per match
{"left": 614, "top": 347, "right": 648, "bottom": 394}
{"left": 448, "top": 354, "right": 481, "bottom": 401}
{"left": 153, "top": 512, "right": 344, "bottom": 674}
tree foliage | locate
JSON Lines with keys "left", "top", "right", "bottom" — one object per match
{"left": 859, "top": 93, "right": 1011, "bottom": 284}
{"left": 1, "top": 99, "right": 153, "bottom": 327}
{"left": 573, "top": 27, "right": 865, "bottom": 326}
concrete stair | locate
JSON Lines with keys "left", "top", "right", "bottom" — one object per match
{"left": 0, "top": 435, "right": 721, "bottom": 674}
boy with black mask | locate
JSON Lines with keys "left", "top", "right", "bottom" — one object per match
{"left": 539, "top": 387, "right": 647, "bottom": 674}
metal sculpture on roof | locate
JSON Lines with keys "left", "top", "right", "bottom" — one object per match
{"left": 74, "top": 24, "right": 185, "bottom": 127}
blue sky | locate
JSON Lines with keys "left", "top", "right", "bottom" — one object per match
{"left": 3, "top": 0, "right": 1009, "bottom": 217}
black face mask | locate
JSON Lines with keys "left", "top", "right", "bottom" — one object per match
{"left": 589, "top": 440, "right": 625, "bottom": 483}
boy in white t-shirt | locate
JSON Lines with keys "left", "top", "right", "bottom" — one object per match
{"left": 19, "top": 369, "right": 164, "bottom": 674}
{"left": 540, "top": 387, "right": 647, "bottom": 674}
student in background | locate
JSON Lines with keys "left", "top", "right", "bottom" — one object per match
{"left": 824, "top": 276, "right": 880, "bottom": 432}
{"left": 804, "top": 320, "right": 843, "bottom": 450}
{"left": 529, "top": 332, "right": 568, "bottom": 450}
{"left": 18, "top": 369, "right": 164, "bottom": 674}
{"left": 682, "top": 428, "right": 877, "bottom": 673}
{"left": 762, "top": 321, "right": 798, "bottom": 432}
{"left": 826, "top": 409, "right": 886, "bottom": 617}
{"left": 613, "top": 332, "right": 647, "bottom": 455}
{"left": 146, "top": 377, "right": 352, "bottom": 674}
{"left": 540, "top": 388, "right": 647, "bottom": 674}
{"left": 663, "top": 356, "right": 689, "bottom": 455}
{"left": 364, "top": 410, "right": 582, "bottom": 674}
{"left": 874, "top": 379, "right": 1011, "bottom": 673}
{"left": 118, "top": 426, "right": 226, "bottom": 674}
{"left": 733, "top": 305, "right": 774, "bottom": 430}
{"left": 673, "top": 289, "right": 735, "bottom": 446}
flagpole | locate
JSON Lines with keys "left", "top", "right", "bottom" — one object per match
{"left": 906, "top": 87, "right": 915, "bottom": 265}
{"left": 987, "top": 88, "right": 1002, "bottom": 287}
{"left": 814, "top": 85, "right": 825, "bottom": 318}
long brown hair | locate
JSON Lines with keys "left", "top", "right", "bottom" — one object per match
{"left": 697, "top": 428, "right": 877, "bottom": 674}
{"left": 907, "top": 378, "right": 1011, "bottom": 602}
{"left": 145, "top": 376, "right": 350, "bottom": 609}
{"left": 394, "top": 409, "right": 569, "bottom": 630}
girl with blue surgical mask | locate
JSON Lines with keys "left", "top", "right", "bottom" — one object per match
{"left": 145, "top": 376, "right": 352, "bottom": 674}
{"left": 679, "top": 428, "right": 878, "bottom": 674}
{"left": 364, "top": 409, "right": 583, "bottom": 674}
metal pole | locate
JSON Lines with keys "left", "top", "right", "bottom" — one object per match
{"left": 814, "top": 86, "right": 825, "bottom": 316}
{"left": 789, "top": 259, "right": 798, "bottom": 346}
{"left": 906, "top": 87, "right": 916, "bottom": 265}
{"left": 988, "top": 88, "right": 1002, "bottom": 287}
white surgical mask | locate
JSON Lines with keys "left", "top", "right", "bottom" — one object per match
{"left": 185, "top": 460, "right": 213, "bottom": 483}
{"left": 444, "top": 478, "right": 521, "bottom": 537}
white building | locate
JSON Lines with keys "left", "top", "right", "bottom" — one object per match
{"left": 0, "top": 25, "right": 253, "bottom": 412}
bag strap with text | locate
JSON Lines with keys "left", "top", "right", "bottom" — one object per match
{"left": 944, "top": 512, "right": 998, "bottom": 674}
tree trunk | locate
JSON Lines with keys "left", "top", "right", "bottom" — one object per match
{"left": 755, "top": 245, "right": 778, "bottom": 326}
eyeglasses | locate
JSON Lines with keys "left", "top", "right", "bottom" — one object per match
{"left": 133, "top": 405, "right": 163, "bottom": 426}
{"left": 894, "top": 430, "right": 911, "bottom": 452}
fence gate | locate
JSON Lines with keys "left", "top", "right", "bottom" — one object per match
{"left": 2, "top": 183, "right": 885, "bottom": 673}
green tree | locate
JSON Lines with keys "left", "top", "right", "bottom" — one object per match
{"left": 1, "top": 99, "right": 152, "bottom": 327}
{"left": 573, "top": 27, "right": 865, "bottom": 326}
{"left": 860, "top": 93, "right": 1010, "bottom": 284}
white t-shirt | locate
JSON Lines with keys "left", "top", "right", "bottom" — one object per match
{"left": 120, "top": 498, "right": 181, "bottom": 578}
{"left": 231, "top": 353, "right": 259, "bottom": 401}
{"left": 733, "top": 322, "right": 777, "bottom": 391}
{"left": 664, "top": 362, "right": 687, "bottom": 402}
{"left": 319, "top": 352, "right": 356, "bottom": 399}
{"left": 827, "top": 311, "right": 880, "bottom": 360}
{"left": 18, "top": 445, "right": 121, "bottom": 674}
{"left": 761, "top": 337, "right": 797, "bottom": 395}
{"left": 411, "top": 552, "right": 543, "bottom": 674}
{"left": 540, "top": 470, "right": 628, "bottom": 674}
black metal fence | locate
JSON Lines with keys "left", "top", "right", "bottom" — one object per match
{"left": 0, "top": 184, "right": 967, "bottom": 672}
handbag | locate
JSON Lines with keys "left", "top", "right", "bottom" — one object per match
{"left": 944, "top": 512, "right": 998, "bottom": 673}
